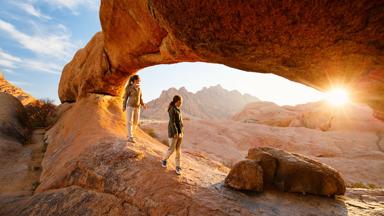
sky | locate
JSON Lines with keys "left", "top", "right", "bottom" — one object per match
{"left": 0, "top": 0, "right": 325, "bottom": 105}
{"left": 0, "top": 0, "right": 100, "bottom": 102}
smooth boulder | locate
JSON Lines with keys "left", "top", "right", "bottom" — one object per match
{"left": 0, "top": 92, "right": 30, "bottom": 143}
{"left": 225, "top": 160, "right": 263, "bottom": 192}
{"left": 226, "top": 147, "right": 346, "bottom": 196}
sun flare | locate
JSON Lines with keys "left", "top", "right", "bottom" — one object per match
{"left": 324, "top": 88, "right": 350, "bottom": 106}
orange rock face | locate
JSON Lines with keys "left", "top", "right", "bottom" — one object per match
{"left": 58, "top": 32, "right": 128, "bottom": 102}
{"left": 227, "top": 147, "right": 346, "bottom": 196}
{"left": 59, "top": 0, "right": 384, "bottom": 114}
{"left": 0, "top": 93, "right": 30, "bottom": 142}
{"left": 225, "top": 160, "right": 264, "bottom": 192}
{"left": 0, "top": 77, "right": 35, "bottom": 105}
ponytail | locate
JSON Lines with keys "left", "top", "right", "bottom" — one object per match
{"left": 168, "top": 95, "right": 182, "bottom": 111}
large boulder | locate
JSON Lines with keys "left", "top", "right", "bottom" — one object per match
{"left": 246, "top": 148, "right": 277, "bottom": 186}
{"left": 226, "top": 147, "right": 346, "bottom": 196}
{"left": 262, "top": 147, "right": 346, "bottom": 196}
{"left": 224, "top": 160, "right": 263, "bottom": 192}
{"left": 0, "top": 92, "right": 30, "bottom": 143}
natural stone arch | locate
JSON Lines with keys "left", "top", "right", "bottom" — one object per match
{"left": 59, "top": 0, "right": 384, "bottom": 118}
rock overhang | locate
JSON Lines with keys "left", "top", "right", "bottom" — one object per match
{"left": 59, "top": 0, "right": 384, "bottom": 118}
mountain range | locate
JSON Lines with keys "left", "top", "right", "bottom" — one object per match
{"left": 142, "top": 85, "right": 259, "bottom": 120}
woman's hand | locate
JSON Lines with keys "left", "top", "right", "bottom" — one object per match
{"left": 178, "top": 132, "right": 183, "bottom": 138}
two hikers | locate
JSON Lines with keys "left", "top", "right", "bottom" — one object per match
{"left": 122, "top": 75, "right": 147, "bottom": 143}
{"left": 122, "top": 75, "right": 184, "bottom": 175}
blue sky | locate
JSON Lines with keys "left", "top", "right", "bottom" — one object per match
{"left": 0, "top": 0, "right": 324, "bottom": 105}
{"left": 0, "top": 0, "right": 100, "bottom": 102}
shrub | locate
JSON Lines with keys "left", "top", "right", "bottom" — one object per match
{"left": 25, "top": 99, "right": 57, "bottom": 128}
{"left": 349, "top": 182, "right": 367, "bottom": 188}
{"left": 161, "top": 139, "right": 168, "bottom": 146}
{"left": 142, "top": 127, "right": 158, "bottom": 139}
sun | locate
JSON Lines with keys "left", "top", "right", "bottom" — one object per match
{"left": 324, "top": 88, "right": 350, "bottom": 106}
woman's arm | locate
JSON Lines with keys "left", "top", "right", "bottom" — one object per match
{"left": 169, "top": 108, "right": 178, "bottom": 137}
{"left": 174, "top": 109, "right": 182, "bottom": 135}
{"left": 139, "top": 90, "right": 147, "bottom": 109}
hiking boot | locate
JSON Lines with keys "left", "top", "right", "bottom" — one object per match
{"left": 175, "top": 166, "right": 182, "bottom": 175}
{"left": 128, "top": 137, "right": 136, "bottom": 143}
{"left": 161, "top": 160, "right": 167, "bottom": 168}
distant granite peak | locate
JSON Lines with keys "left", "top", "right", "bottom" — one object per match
{"left": 143, "top": 86, "right": 259, "bottom": 120}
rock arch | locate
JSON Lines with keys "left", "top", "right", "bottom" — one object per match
{"left": 59, "top": 0, "right": 384, "bottom": 118}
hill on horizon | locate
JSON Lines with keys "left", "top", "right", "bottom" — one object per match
{"left": 142, "top": 84, "right": 259, "bottom": 120}
{"left": 0, "top": 73, "right": 35, "bottom": 105}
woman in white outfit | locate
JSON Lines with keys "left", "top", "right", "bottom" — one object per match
{"left": 122, "top": 75, "right": 147, "bottom": 143}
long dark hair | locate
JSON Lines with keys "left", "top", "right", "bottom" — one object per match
{"left": 168, "top": 95, "right": 182, "bottom": 111}
{"left": 128, "top": 75, "right": 140, "bottom": 87}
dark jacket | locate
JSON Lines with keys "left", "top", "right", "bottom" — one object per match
{"left": 168, "top": 105, "right": 183, "bottom": 138}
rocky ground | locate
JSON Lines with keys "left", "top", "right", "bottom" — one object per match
{"left": 142, "top": 120, "right": 384, "bottom": 189}
{"left": 142, "top": 102, "right": 384, "bottom": 189}
{"left": 1, "top": 94, "right": 382, "bottom": 215}
{"left": 0, "top": 129, "right": 44, "bottom": 196}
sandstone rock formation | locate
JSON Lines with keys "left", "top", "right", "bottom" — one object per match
{"left": 58, "top": 32, "right": 126, "bottom": 102}
{"left": 33, "top": 95, "right": 256, "bottom": 215}
{"left": 226, "top": 147, "right": 346, "bottom": 196}
{"left": 0, "top": 93, "right": 43, "bottom": 198}
{"left": 233, "top": 101, "right": 384, "bottom": 131}
{"left": 246, "top": 150, "right": 277, "bottom": 186}
{"left": 233, "top": 101, "right": 299, "bottom": 127}
{"left": 255, "top": 147, "right": 347, "bottom": 196}
{"left": 0, "top": 76, "right": 35, "bottom": 105}
{"left": 59, "top": 0, "right": 384, "bottom": 119}
{"left": 5, "top": 0, "right": 382, "bottom": 214}
{"left": 0, "top": 93, "right": 30, "bottom": 143}
{"left": 142, "top": 85, "right": 259, "bottom": 120}
{"left": 224, "top": 160, "right": 264, "bottom": 191}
